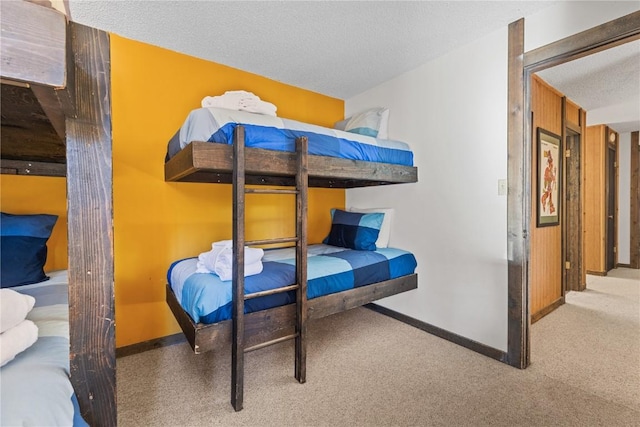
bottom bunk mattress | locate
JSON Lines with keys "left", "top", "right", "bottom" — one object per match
{"left": 169, "top": 244, "right": 417, "bottom": 324}
{"left": 0, "top": 270, "right": 88, "bottom": 427}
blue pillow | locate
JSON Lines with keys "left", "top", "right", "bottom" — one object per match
{"left": 323, "top": 209, "right": 384, "bottom": 251}
{"left": 1, "top": 212, "right": 58, "bottom": 287}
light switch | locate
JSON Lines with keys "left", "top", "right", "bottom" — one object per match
{"left": 498, "top": 179, "right": 507, "bottom": 196}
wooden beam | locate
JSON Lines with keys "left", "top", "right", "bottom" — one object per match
{"left": 524, "top": 10, "right": 640, "bottom": 72}
{"left": 0, "top": 159, "right": 65, "bottom": 177}
{"left": 165, "top": 141, "right": 417, "bottom": 188}
{"left": 166, "top": 274, "right": 418, "bottom": 355}
{"left": 66, "top": 22, "right": 116, "bottom": 427}
{"left": 507, "top": 18, "right": 530, "bottom": 369}
{"left": 630, "top": 132, "right": 640, "bottom": 269}
{"left": 0, "top": 0, "right": 67, "bottom": 87}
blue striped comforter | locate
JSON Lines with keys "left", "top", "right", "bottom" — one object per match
{"left": 169, "top": 244, "right": 417, "bottom": 324}
{"left": 165, "top": 108, "right": 414, "bottom": 166}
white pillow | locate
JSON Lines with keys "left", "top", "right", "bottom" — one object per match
{"left": 0, "top": 288, "right": 36, "bottom": 333}
{"left": 0, "top": 319, "right": 38, "bottom": 367}
{"left": 336, "top": 107, "right": 390, "bottom": 140}
{"left": 348, "top": 207, "right": 394, "bottom": 248}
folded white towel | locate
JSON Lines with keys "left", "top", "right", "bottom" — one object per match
{"left": 0, "top": 319, "right": 38, "bottom": 367}
{"left": 196, "top": 240, "right": 264, "bottom": 281}
{"left": 0, "top": 289, "right": 36, "bottom": 333}
{"left": 201, "top": 91, "right": 277, "bottom": 117}
{"left": 213, "top": 260, "right": 264, "bottom": 282}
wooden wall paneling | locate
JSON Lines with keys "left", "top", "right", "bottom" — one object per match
{"left": 631, "top": 132, "right": 640, "bottom": 269}
{"left": 585, "top": 125, "right": 607, "bottom": 274}
{"left": 565, "top": 99, "right": 581, "bottom": 128}
{"left": 530, "top": 76, "right": 563, "bottom": 321}
{"left": 66, "top": 22, "right": 116, "bottom": 427}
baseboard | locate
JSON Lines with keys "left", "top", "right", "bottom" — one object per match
{"left": 616, "top": 263, "right": 632, "bottom": 269}
{"left": 118, "top": 305, "right": 511, "bottom": 364}
{"left": 116, "top": 333, "right": 186, "bottom": 358}
{"left": 531, "top": 296, "right": 564, "bottom": 324}
{"left": 364, "top": 303, "right": 508, "bottom": 364}
{"left": 586, "top": 270, "right": 607, "bottom": 276}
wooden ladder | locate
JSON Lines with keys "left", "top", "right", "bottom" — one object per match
{"left": 231, "top": 125, "right": 309, "bottom": 411}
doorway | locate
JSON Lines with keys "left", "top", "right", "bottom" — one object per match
{"left": 506, "top": 11, "right": 640, "bottom": 369}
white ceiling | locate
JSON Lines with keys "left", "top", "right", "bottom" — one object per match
{"left": 66, "top": 0, "right": 639, "bottom": 133}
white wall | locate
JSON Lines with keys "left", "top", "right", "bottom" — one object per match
{"left": 345, "top": 1, "right": 638, "bottom": 352}
{"left": 618, "top": 132, "right": 631, "bottom": 265}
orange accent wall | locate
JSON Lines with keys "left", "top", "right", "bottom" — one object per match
{"left": 110, "top": 35, "right": 345, "bottom": 347}
{"left": 0, "top": 175, "right": 68, "bottom": 272}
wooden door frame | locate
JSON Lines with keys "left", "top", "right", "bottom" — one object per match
{"left": 606, "top": 132, "right": 619, "bottom": 271}
{"left": 631, "top": 132, "right": 640, "bottom": 269}
{"left": 506, "top": 11, "right": 640, "bottom": 369}
{"left": 562, "top": 102, "right": 585, "bottom": 292}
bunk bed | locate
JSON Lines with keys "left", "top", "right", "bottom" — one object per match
{"left": 165, "top": 107, "right": 419, "bottom": 410}
{"left": 0, "top": 2, "right": 116, "bottom": 426}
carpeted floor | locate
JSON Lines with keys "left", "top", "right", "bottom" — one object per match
{"left": 117, "top": 268, "right": 639, "bottom": 426}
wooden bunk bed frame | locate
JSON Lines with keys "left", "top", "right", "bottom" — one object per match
{"left": 165, "top": 127, "right": 418, "bottom": 410}
{"left": 1, "top": 2, "right": 116, "bottom": 426}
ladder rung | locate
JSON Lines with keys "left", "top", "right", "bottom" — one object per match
{"left": 246, "top": 188, "right": 298, "bottom": 195}
{"left": 244, "top": 333, "right": 298, "bottom": 353}
{"left": 245, "top": 284, "right": 299, "bottom": 300}
{"left": 246, "top": 237, "right": 298, "bottom": 246}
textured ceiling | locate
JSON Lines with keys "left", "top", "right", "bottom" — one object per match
{"left": 537, "top": 40, "right": 640, "bottom": 134}
{"left": 66, "top": 1, "right": 639, "bottom": 133}
{"left": 67, "top": 1, "right": 554, "bottom": 99}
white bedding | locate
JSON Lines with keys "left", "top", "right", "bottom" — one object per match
{"left": 0, "top": 271, "right": 87, "bottom": 426}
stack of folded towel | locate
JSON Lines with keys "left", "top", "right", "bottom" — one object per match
{"left": 196, "top": 240, "right": 264, "bottom": 281}
{"left": 0, "top": 288, "right": 38, "bottom": 367}
{"left": 201, "top": 90, "right": 278, "bottom": 117}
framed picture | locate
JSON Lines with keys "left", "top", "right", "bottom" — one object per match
{"left": 537, "top": 127, "right": 562, "bottom": 227}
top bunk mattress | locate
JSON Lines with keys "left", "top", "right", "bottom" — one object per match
{"left": 166, "top": 107, "right": 414, "bottom": 166}
{"left": 163, "top": 108, "right": 418, "bottom": 187}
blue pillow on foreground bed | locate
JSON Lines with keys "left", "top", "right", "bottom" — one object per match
{"left": 323, "top": 208, "right": 384, "bottom": 251}
{"left": 1, "top": 212, "right": 57, "bottom": 287}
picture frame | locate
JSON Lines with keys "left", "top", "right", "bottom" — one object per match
{"left": 536, "top": 127, "right": 562, "bottom": 227}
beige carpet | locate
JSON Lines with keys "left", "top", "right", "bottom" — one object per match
{"left": 117, "top": 269, "right": 640, "bottom": 426}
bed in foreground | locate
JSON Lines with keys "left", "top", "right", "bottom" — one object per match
{"left": 167, "top": 244, "right": 418, "bottom": 353}
{"left": 1, "top": 271, "right": 88, "bottom": 426}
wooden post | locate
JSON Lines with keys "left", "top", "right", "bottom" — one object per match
{"left": 231, "top": 125, "right": 246, "bottom": 411}
{"left": 66, "top": 22, "right": 116, "bottom": 427}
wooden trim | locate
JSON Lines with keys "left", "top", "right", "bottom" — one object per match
{"left": 166, "top": 274, "right": 418, "bottom": 355}
{"left": 507, "top": 18, "right": 529, "bottom": 369}
{"left": 586, "top": 270, "right": 607, "bottom": 277}
{"left": 116, "top": 333, "right": 186, "bottom": 358}
{"left": 616, "top": 263, "right": 632, "bottom": 269}
{"left": 630, "top": 132, "right": 639, "bottom": 269}
{"left": 0, "top": 159, "right": 65, "bottom": 177}
{"left": 66, "top": 22, "right": 116, "bottom": 427}
{"left": 531, "top": 296, "right": 564, "bottom": 324}
{"left": 524, "top": 10, "right": 640, "bottom": 72}
{"left": 165, "top": 141, "right": 417, "bottom": 188}
{"left": 364, "top": 304, "right": 508, "bottom": 363}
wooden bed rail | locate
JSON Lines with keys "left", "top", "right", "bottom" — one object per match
{"left": 166, "top": 273, "right": 418, "bottom": 355}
